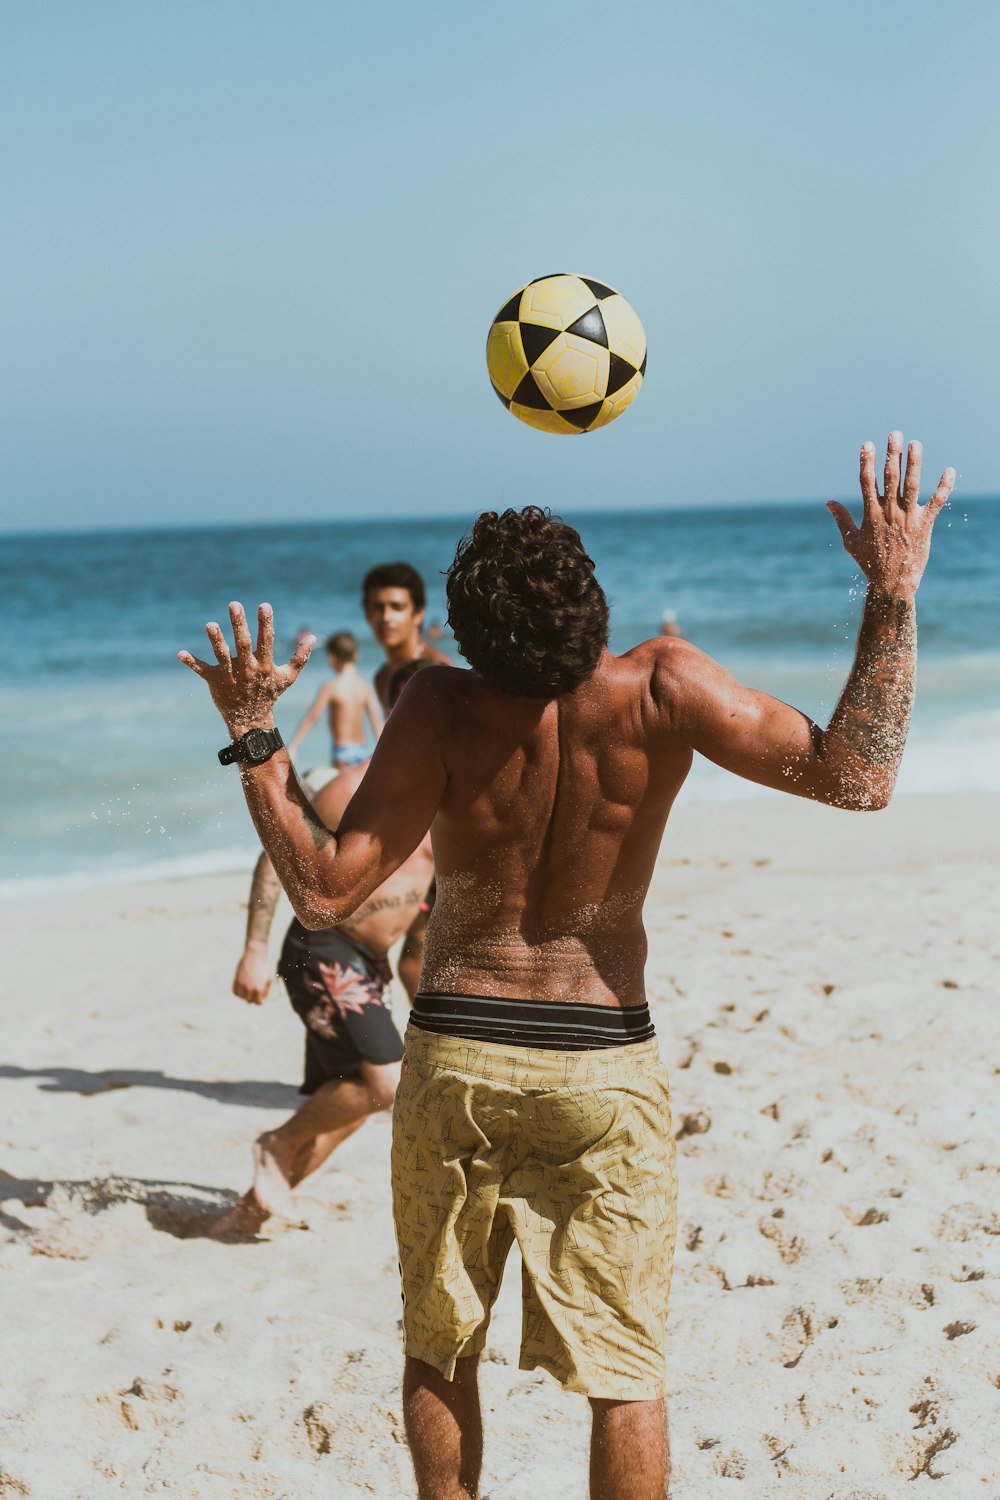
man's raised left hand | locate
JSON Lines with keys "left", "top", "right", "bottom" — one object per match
{"left": 178, "top": 602, "right": 314, "bottom": 737}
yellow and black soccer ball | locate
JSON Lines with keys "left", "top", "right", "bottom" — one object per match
{"left": 486, "top": 273, "right": 646, "bottom": 435}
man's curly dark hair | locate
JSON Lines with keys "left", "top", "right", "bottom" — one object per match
{"left": 445, "top": 506, "right": 609, "bottom": 698}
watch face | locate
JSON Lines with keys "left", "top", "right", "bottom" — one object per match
{"left": 243, "top": 729, "right": 269, "bottom": 762}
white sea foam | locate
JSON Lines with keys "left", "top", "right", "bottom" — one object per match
{"left": 4, "top": 501, "right": 997, "bottom": 893}
{"left": 4, "top": 718, "right": 996, "bottom": 904}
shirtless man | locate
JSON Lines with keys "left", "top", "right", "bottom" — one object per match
{"left": 213, "top": 662, "right": 433, "bottom": 1237}
{"left": 287, "top": 630, "right": 383, "bottom": 769}
{"left": 181, "top": 434, "right": 954, "bottom": 1500}
{"left": 363, "top": 562, "right": 450, "bottom": 711}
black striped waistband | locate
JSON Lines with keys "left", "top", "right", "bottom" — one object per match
{"left": 410, "top": 990, "right": 656, "bottom": 1051}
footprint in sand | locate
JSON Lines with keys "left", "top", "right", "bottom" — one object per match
{"left": 675, "top": 1110, "right": 712, "bottom": 1140}
{"left": 762, "top": 1433, "right": 798, "bottom": 1477}
{"left": 683, "top": 1223, "right": 703, "bottom": 1252}
{"left": 776, "top": 1304, "right": 838, "bottom": 1368}
{"left": 302, "top": 1401, "right": 336, "bottom": 1456}
{"left": 935, "top": 1202, "right": 1000, "bottom": 1241}
{"left": 845, "top": 1206, "right": 890, "bottom": 1227}
{"left": 759, "top": 1216, "right": 806, "bottom": 1265}
{"left": 97, "top": 1376, "right": 183, "bottom": 1434}
{"left": 711, "top": 1449, "right": 748, "bottom": 1478}
{"left": 909, "top": 1433, "right": 960, "bottom": 1480}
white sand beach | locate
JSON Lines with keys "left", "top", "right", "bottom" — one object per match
{"left": 1, "top": 791, "right": 997, "bottom": 1499}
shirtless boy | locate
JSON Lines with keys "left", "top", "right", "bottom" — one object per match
{"left": 287, "top": 630, "right": 383, "bottom": 769}
{"left": 182, "top": 434, "right": 954, "bottom": 1500}
{"left": 363, "top": 562, "right": 450, "bottom": 711}
{"left": 214, "top": 662, "right": 433, "bottom": 1236}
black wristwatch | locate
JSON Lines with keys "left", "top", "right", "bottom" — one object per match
{"left": 218, "top": 726, "right": 284, "bottom": 767}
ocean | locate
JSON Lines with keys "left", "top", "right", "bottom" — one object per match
{"left": 2, "top": 499, "right": 998, "bottom": 898}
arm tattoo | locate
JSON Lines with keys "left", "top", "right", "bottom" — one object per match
{"left": 303, "top": 800, "right": 336, "bottom": 854}
{"left": 245, "top": 852, "right": 283, "bottom": 946}
{"left": 341, "top": 889, "right": 423, "bottom": 932}
{"left": 829, "top": 588, "right": 917, "bottom": 770}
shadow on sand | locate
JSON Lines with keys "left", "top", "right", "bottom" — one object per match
{"left": 0, "top": 1169, "right": 248, "bottom": 1242}
{"left": 0, "top": 1064, "right": 300, "bottom": 1111}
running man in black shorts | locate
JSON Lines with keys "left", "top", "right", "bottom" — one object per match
{"left": 213, "top": 661, "right": 434, "bottom": 1236}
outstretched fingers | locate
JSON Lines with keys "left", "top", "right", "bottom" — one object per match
{"left": 206, "top": 621, "right": 233, "bottom": 671}
{"left": 925, "top": 466, "right": 956, "bottom": 521}
{"left": 229, "top": 601, "right": 255, "bottom": 662}
{"left": 256, "top": 603, "right": 275, "bottom": 666}
{"left": 827, "top": 501, "right": 860, "bottom": 553}
{"left": 901, "top": 440, "right": 922, "bottom": 509}
{"left": 178, "top": 649, "right": 212, "bottom": 677}
{"left": 883, "top": 430, "right": 904, "bottom": 515}
{"left": 859, "top": 441, "right": 880, "bottom": 522}
{"left": 285, "top": 631, "right": 316, "bottom": 682}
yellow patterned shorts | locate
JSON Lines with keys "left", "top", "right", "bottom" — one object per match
{"left": 391, "top": 1025, "right": 677, "bottom": 1400}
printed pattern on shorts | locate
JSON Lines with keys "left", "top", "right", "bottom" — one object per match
{"left": 302, "top": 956, "right": 390, "bottom": 1040}
{"left": 391, "top": 1027, "right": 678, "bottom": 1401}
{"left": 279, "top": 921, "right": 403, "bottom": 1086}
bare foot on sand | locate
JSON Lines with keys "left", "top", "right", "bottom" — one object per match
{"left": 210, "top": 1191, "right": 270, "bottom": 1238}
{"left": 252, "top": 1132, "right": 297, "bottom": 1219}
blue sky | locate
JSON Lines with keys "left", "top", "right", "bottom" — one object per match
{"left": 2, "top": 0, "right": 998, "bottom": 531}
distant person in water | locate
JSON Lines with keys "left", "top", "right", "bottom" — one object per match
{"left": 214, "top": 660, "right": 434, "bottom": 1237}
{"left": 659, "top": 608, "right": 684, "bottom": 639}
{"left": 288, "top": 631, "right": 383, "bottom": 770}
{"left": 362, "top": 562, "right": 451, "bottom": 712}
{"left": 426, "top": 618, "right": 446, "bottom": 644}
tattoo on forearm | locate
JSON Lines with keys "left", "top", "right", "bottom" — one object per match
{"left": 237, "top": 761, "right": 342, "bottom": 926}
{"left": 830, "top": 589, "right": 917, "bottom": 768}
{"left": 246, "top": 853, "right": 282, "bottom": 945}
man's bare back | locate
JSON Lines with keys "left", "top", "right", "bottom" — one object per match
{"left": 416, "top": 648, "right": 692, "bottom": 1006}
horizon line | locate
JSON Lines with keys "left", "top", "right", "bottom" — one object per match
{"left": 3, "top": 490, "right": 997, "bottom": 542}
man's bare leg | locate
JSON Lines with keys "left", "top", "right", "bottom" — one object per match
{"left": 211, "top": 1117, "right": 365, "bottom": 1236}
{"left": 288, "top": 1116, "right": 365, "bottom": 1184}
{"left": 212, "top": 1062, "right": 398, "bottom": 1233}
{"left": 590, "top": 1397, "right": 669, "bottom": 1500}
{"left": 253, "top": 1060, "right": 399, "bottom": 1215}
{"left": 403, "top": 1355, "right": 483, "bottom": 1500}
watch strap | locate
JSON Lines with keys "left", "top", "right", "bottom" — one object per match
{"left": 218, "top": 726, "right": 284, "bottom": 767}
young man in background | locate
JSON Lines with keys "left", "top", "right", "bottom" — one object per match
{"left": 363, "top": 562, "right": 450, "bottom": 711}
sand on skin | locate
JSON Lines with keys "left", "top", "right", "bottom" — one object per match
{"left": 0, "top": 792, "right": 997, "bottom": 1499}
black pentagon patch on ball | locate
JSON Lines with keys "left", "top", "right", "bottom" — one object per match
{"left": 493, "top": 291, "right": 523, "bottom": 325}
{"left": 566, "top": 305, "right": 608, "bottom": 348}
{"left": 561, "top": 401, "right": 604, "bottom": 431}
{"left": 512, "top": 371, "right": 554, "bottom": 410}
{"left": 518, "top": 321, "right": 561, "bottom": 367}
{"left": 490, "top": 382, "right": 512, "bottom": 409}
{"left": 605, "top": 352, "right": 639, "bottom": 397}
{"left": 640, "top": 351, "right": 647, "bottom": 377}
{"left": 581, "top": 277, "right": 616, "bottom": 300}
{"left": 528, "top": 272, "right": 567, "bottom": 285}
